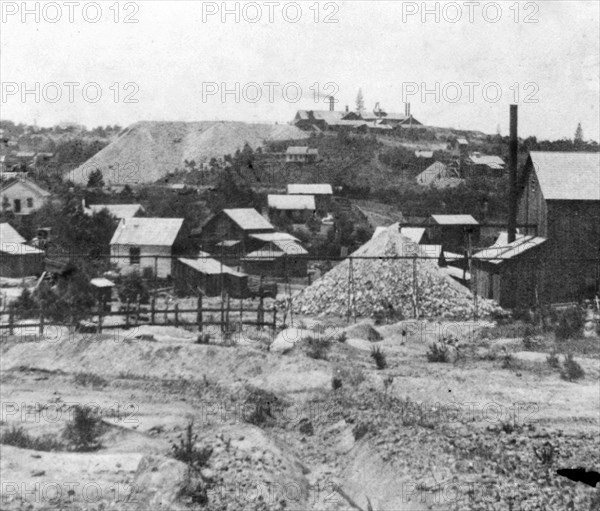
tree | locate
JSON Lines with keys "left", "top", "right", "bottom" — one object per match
{"left": 574, "top": 123, "right": 584, "bottom": 144}
{"left": 356, "top": 88, "right": 365, "bottom": 112}
{"left": 87, "top": 169, "right": 105, "bottom": 188}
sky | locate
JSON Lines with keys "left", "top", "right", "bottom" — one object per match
{"left": 1, "top": 1, "right": 599, "bottom": 140}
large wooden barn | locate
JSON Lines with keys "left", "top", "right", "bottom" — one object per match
{"left": 516, "top": 151, "right": 600, "bottom": 303}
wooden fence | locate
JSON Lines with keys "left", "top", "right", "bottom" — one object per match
{"left": 0, "top": 295, "right": 277, "bottom": 336}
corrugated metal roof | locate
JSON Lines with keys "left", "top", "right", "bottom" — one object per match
{"left": 90, "top": 278, "right": 115, "bottom": 288}
{"left": 417, "top": 162, "right": 449, "bottom": 185}
{"left": 473, "top": 236, "right": 547, "bottom": 264}
{"left": 529, "top": 151, "right": 600, "bottom": 201}
{"left": 110, "top": 218, "right": 184, "bottom": 246}
{"left": 0, "top": 223, "right": 26, "bottom": 246}
{"left": 469, "top": 153, "right": 505, "bottom": 167}
{"left": 86, "top": 204, "right": 143, "bottom": 219}
{"left": 179, "top": 257, "right": 246, "bottom": 277}
{"left": 456, "top": 138, "right": 469, "bottom": 145}
{"left": 223, "top": 209, "right": 274, "bottom": 231}
{"left": 431, "top": 214, "right": 479, "bottom": 225}
{"left": 415, "top": 150, "right": 434, "bottom": 158}
{"left": 272, "top": 240, "right": 309, "bottom": 255}
{"left": 287, "top": 184, "right": 333, "bottom": 195}
{"left": 250, "top": 232, "right": 299, "bottom": 243}
{"left": 268, "top": 194, "right": 316, "bottom": 210}
{"left": 286, "top": 146, "right": 317, "bottom": 155}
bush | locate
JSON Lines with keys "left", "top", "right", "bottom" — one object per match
{"left": 427, "top": 341, "right": 449, "bottom": 363}
{"left": 305, "top": 336, "right": 331, "bottom": 360}
{"left": 331, "top": 376, "right": 343, "bottom": 390}
{"left": 546, "top": 351, "right": 560, "bottom": 369}
{"left": 62, "top": 405, "right": 103, "bottom": 451}
{"left": 196, "top": 333, "right": 212, "bottom": 345}
{"left": 170, "top": 421, "right": 213, "bottom": 471}
{"left": 243, "top": 386, "right": 284, "bottom": 427}
{"left": 1, "top": 425, "right": 63, "bottom": 451}
{"left": 560, "top": 353, "right": 585, "bottom": 382}
{"left": 522, "top": 325, "right": 539, "bottom": 351}
{"left": 554, "top": 307, "right": 584, "bottom": 342}
{"left": 73, "top": 373, "right": 108, "bottom": 389}
{"left": 370, "top": 346, "right": 387, "bottom": 369}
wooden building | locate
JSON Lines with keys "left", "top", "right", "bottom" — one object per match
{"left": 517, "top": 151, "right": 600, "bottom": 303}
{"left": 173, "top": 255, "right": 248, "bottom": 298}
{"left": 193, "top": 208, "right": 275, "bottom": 255}
{"left": 0, "top": 223, "right": 45, "bottom": 277}
{"left": 110, "top": 218, "right": 185, "bottom": 278}
{"left": 0, "top": 179, "right": 51, "bottom": 215}
{"left": 285, "top": 147, "right": 319, "bottom": 164}
{"left": 472, "top": 235, "right": 547, "bottom": 308}
{"left": 242, "top": 237, "right": 309, "bottom": 278}
{"left": 423, "top": 215, "right": 480, "bottom": 254}
{"left": 268, "top": 194, "right": 316, "bottom": 223}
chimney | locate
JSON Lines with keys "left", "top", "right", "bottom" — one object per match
{"left": 328, "top": 96, "right": 335, "bottom": 112}
{"left": 508, "top": 105, "right": 518, "bottom": 243}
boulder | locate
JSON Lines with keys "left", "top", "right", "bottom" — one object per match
{"left": 270, "top": 328, "right": 313, "bottom": 353}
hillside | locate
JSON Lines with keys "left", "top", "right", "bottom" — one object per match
{"left": 69, "top": 121, "right": 309, "bottom": 185}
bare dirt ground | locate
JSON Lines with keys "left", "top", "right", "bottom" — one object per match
{"left": 1, "top": 319, "right": 599, "bottom": 510}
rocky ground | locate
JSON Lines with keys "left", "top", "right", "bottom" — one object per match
{"left": 0, "top": 320, "right": 599, "bottom": 510}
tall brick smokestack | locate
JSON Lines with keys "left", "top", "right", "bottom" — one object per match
{"left": 508, "top": 105, "right": 518, "bottom": 243}
{"left": 329, "top": 96, "right": 335, "bottom": 112}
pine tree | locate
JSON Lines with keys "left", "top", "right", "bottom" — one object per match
{"left": 574, "top": 123, "right": 584, "bottom": 144}
{"left": 356, "top": 88, "right": 365, "bottom": 112}
{"left": 86, "top": 169, "right": 105, "bottom": 188}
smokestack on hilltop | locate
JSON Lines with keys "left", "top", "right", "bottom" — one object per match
{"left": 508, "top": 105, "right": 518, "bottom": 243}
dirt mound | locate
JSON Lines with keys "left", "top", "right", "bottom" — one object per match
{"left": 292, "top": 224, "right": 503, "bottom": 321}
{"left": 70, "top": 121, "right": 308, "bottom": 184}
{"left": 343, "top": 321, "right": 382, "bottom": 342}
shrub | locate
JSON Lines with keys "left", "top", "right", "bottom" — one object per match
{"left": 427, "top": 341, "right": 449, "bottom": 363}
{"left": 560, "top": 353, "right": 585, "bottom": 382}
{"left": 335, "top": 365, "right": 366, "bottom": 387}
{"left": 243, "top": 386, "right": 284, "bottom": 427}
{"left": 352, "top": 422, "right": 370, "bottom": 441}
{"left": 501, "top": 350, "right": 514, "bottom": 369}
{"left": 170, "top": 421, "right": 213, "bottom": 471}
{"left": 73, "top": 373, "right": 108, "bottom": 389}
{"left": 336, "top": 331, "right": 347, "bottom": 343}
{"left": 522, "top": 325, "right": 539, "bottom": 351}
{"left": 370, "top": 346, "right": 387, "bottom": 369}
{"left": 305, "top": 336, "right": 331, "bottom": 360}
{"left": 331, "top": 376, "right": 343, "bottom": 390}
{"left": 554, "top": 307, "right": 584, "bottom": 342}
{"left": 196, "top": 333, "right": 212, "bottom": 345}
{"left": 62, "top": 405, "right": 103, "bottom": 451}
{"left": 546, "top": 351, "right": 560, "bottom": 369}
{"left": 1, "top": 425, "right": 63, "bottom": 451}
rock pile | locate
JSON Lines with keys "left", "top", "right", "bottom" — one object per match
{"left": 293, "top": 224, "right": 503, "bottom": 320}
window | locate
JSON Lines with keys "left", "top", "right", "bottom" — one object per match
{"left": 27, "top": 198, "right": 34, "bottom": 208}
{"left": 129, "top": 247, "right": 141, "bottom": 265}
{"left": 14, "top": 199, "right": 21, "bottom": 213}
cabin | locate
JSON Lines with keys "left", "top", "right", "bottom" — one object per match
{"left": 268, "top": 194, "right": 316, "bottom": 223}
{"left": 293, "top": 110, "right": 344, "bottom": 131}
{"left": 173, "top": 254, "right": 249, "bottom": 298}
{"left": 424, "top": 215, "right": 480, "bottom": 254}
{"left": 285, "top": 147, "right": 319, "bottom": 164}
{"left": 467, "top": 153, "right": 506, "bottom": 177}
{"left": 472, "top": 234, "right": 547, "bottom": 308}
{"left": 193, "top": 208, "right": 275, "bottom": 255}
{"left": 517, "top": 151, "right": 600, "bottom": 303}
{"left": 110, "top": 218, "right": 185, "bottom": 278}
{"left": 242, "top": 237, "right": 309, "bottom": 278}
{"left": 287, "top": 183, "right": 333, "bottom": 213}
{"left": 416, "top": 162, "right": 463, "bottom": 188}
{"left": 0, "top": 179, "right": 51, "bottom": 215}
{"left": 450, "top": 138, "right": 469, "bottom": 158}
{"left": 0, "top": 223, "right": 45, "bottom": 277}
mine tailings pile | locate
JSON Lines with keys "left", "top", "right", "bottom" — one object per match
{"left": 292, "top": 223, "right": 503, "bottom": 320}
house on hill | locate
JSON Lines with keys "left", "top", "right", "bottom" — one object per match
{"left": 467, "top": 153, "right": 505, "bottom": 177}
{"left": 84, "top": 203, "right": 144, "bottom": 220}
{"left": 193, "top": 208, "right": 275, "bottom": 255}
{"left": 285, "top": 147, "right": 319, "bottom": 164}
{"left": 287, "top": 183, "right": 333, "bottom": 213}
{"left": 268, "top": 194, "right": 316, "bottom": 223}
{"left": 517, "top": 151, "right": 600, "bottom": 302}
{"left": 110, "top": 218, "right": 185, "bottom": 278}
{"left": 0, "top": 179, "right": 51, "bottom": 215}
{"left": 416, "top": 162, "right": 463, "bottom": 188}
{"left": 0, "top": 223, "right": 45, "bottom": 277}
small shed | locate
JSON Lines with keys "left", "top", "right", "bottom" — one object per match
{"left": 472, "top": 236, "right": 547, "bottom": 308}
{"left": 90, "top": 278, "right": 115, "bottom": 311}
{"left": 242, "top": 239, "right": 309, "bottom": 278}
{"left": 173, "top": 255, "right": 248, "bottom": 298}
{"left": 268, "top": 194, "right": 316, "bottom": 223}
{"left": 425, "top": 215, "right": 480, "bottom": 254}
{"left": 0, "top": 223, "right": 45, "bottom": 277}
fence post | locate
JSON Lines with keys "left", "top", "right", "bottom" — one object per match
{"left": 197, "top": 294, "right": 203, "bottom": 333}
{"left": 125, "top": 299, "right": 130, "bottom": 328}
{"left": 135, "top": 298, "right": 141, "bottom": 327}
{"left": 8, "top": 309, "right": 14, "bottom": 336}
{"left": 239, "top": 297, "right": 243, "bottom": 332}
{"left": 272, "top": 307, "right": 277, "bottom": 335}
{"left": 151, "top": 297, "right": 156, "bottom": 325}
{"left": 258, "top": 296, "right": 264, "bottom": 330}
{"left": 412, "top": 255, "right": 419, "bottom": 319}
{"left": 98, "top": 302, "right": 103, "bottom": 334}
{"left": 39, "top": 309, "right": 45, "bottom": 336}
{"left": 226, "top": 293, "right": 231, "bottom": 329}
{"left": 175, "top": 303, "right": 179, "bottom": 328}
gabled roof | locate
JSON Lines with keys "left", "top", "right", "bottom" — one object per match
{"left": 528, "top": 151, "right": 600, "bottom": 201}
{"left": 85, "top": 204, "right": 144, "bottom": 219}
{"left": 243, "top": 240, "right": 308, "bottom": 259}
{"left": 473, "top": 236, "right": 547, "bottom": 264}
{"left": 0, "top": 223, "right": 44, "bottom": 254}
{"left": 1, "top": 179, "right": 51, "bottom": 198}
{"left": 250, "top": 232, "right": 299, "bottom": 243}
{"left": 287, "top": 184, "right": 333, "bottom": 195}
{"left": 415, "top": 150, "right": 434, "bottom": 159}
{"left": 417, "top": 162, "right": 449, "bottom": 185}
{"left": 295, "top": 110, "right": 344, "bottom": 124}
{"left": 222, "top": 209, "right": 274, "bottom": 231}
{"left": 110, "top": 218, "right": 184, "bottom": 247}
{"left": 268, "top": 194, "right": 316, "bottom": 210}
{"left": 431, "top": 214, "right": 479, "bottom": 226}
{"left": 456, "top": 138, "right": 469, "bottom": 145}
{"left": 286, "top": 146, "right": 318, "bottom": 155}
{"left": 0, "top": 223, "right": 26, "bottom": 245}
{"left": 400, "top": 227, "right": 426, "bottom": 244}
{"left": 469, "top": 153, "right": 505, "bottom": 168}
{"left": 179, "top": 257, "right": 246, "bottom": 277}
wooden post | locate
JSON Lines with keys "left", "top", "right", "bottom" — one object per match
{"left": 125, "top": 299, "right": 130, "bottom": 328}
{"left": 9, "top": 309, "right": 14, "bottom": 336}
{"left": 258, "top": 296, "right": 264, "bottom": 330}
{"left": 197, "top": 294, "right": 203, "bottom": 332}
{"left": 174, "top": 303, "right": 179, "bottom": 327}
{"left": 151, "top": 297, "right": 156, "bottom": 325}
{"left": 412, "top": 255, "right": 419, "bottom": 319}
{"left": 220, "top": 293, "right": 225, "bottom": 333}
{"left": 272, "top": 307, "right": 277, "bottom": 335}
{"left": 39, "top": 309, "right": 45, "bottom": 336}
{"left": 226, "top": 293, "right": 231, "bottom": 329}
{"left": 97, "top": 301, "right": 103, "bottom": 334}
{"left": 135, "top": 297, "right": 141, "bottom": 327}
{"left": 239, "top": 296, "right": 243, "bottom": 331}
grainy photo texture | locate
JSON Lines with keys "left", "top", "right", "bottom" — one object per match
{"left": 1, "top": 1, "right": 599, "bottom": 510}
